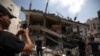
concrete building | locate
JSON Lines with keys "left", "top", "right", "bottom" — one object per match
{"left": 0, "top": 0, "right": 21, "bottom": 34}
{"left": 86, "top": 17, "right": 100, "bottom": 37}
{"left": 97, "top": 10, "right": 100, "bottom": 20}
{"left": 21, "top": 8, "right": 87, "bottom": 56}
{"left": 72, "top": 26, "right": 87, "bottom": 37}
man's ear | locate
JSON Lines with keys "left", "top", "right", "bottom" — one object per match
{"left": 0, "top": 17, "right": 11, "bottom": 29}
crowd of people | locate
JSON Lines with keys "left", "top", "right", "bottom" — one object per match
{"left": 66, "top": 37, "right": 100, "bottom": 56}
{"left": 72, "top": 36, "right": 100, "bottom": 56}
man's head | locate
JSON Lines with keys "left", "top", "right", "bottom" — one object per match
{"left": 0, "top": 4, "right": 16, "bottom": 30}
{"left": 0, "top": 4, "right": 16, "bottom": 18}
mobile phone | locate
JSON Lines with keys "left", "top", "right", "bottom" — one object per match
{"left": 22, "top": 23, "right": 28, "bottom": 29}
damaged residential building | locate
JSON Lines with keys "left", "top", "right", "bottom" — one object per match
{"left": 21, "top": 7, "right": 87, "bottom": 56}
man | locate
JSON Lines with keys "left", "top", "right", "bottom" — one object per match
{"left": 0, "top": 4, "right": 33, "bottom": 56}
{"left": 35, "top": 36, "right": 43, "bottom": 56}
{"left": 77, "top": 38, "right": 86, "bottom": 56}
{"left": 88, "top": 37, "right": 100, "bottom": 56}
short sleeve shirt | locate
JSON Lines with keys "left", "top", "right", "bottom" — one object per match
{"left": 0, "top": 31, "right": 25, "bottom": 56}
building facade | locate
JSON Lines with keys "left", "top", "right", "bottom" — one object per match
{"left": 86, "top": 17, "right": 100, "bottom": 37}
{"left": 0, "top": 0, "right": 21, "bottom": 34}
{"left": 97, "top": 10, "right": 100, "bottom": 20}
{"left": 21, "top": 8, "right": 87, "bottom": 56}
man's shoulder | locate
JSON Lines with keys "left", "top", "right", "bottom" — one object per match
{"left": 3, "top": 31, "right": 13, "bottom": 35}
{"left": 0, "top": 31, "right": 15, "bottom": 37}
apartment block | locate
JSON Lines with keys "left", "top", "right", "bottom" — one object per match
{"left": 86, "top": 17, "right": 100, "bottom": 37}
{"left": 21, "top": 8, "right": 87, "bottom": 56}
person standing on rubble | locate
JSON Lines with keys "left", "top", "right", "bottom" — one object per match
{"left": 77, "top": 38, "right": 86, "bottom": 56}
{"left": 35, "top": 36, "right": 43, "bottom": 56}
{"left": 88, "top": 36, "right": 100, "bottom": 56}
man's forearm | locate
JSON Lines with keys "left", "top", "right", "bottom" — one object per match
{"left": 24, "top": 34, "right": 33, "bottom": 52}
{"left": 25, "top": 34, "right": 32, "bottom": 46}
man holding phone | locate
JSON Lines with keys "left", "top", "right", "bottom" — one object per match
{"left": 0, "top": 4, "right": 33, "bottom": 56}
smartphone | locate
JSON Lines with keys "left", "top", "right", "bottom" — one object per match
{"left": 22, "top": 23, "right": 28, "bottom": 29}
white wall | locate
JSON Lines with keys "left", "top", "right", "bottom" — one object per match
{"left": 72, "top": 26, "right": 86, "bottom": 37}
{"left": 80, "top": 27, "right": 86, "bottom": 37}
{"left": 86, "top": 17, "right": 100, "bottom": 37}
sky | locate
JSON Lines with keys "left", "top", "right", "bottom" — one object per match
{"left": 13, "top": 0, "right": 100, "bottom": 23}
